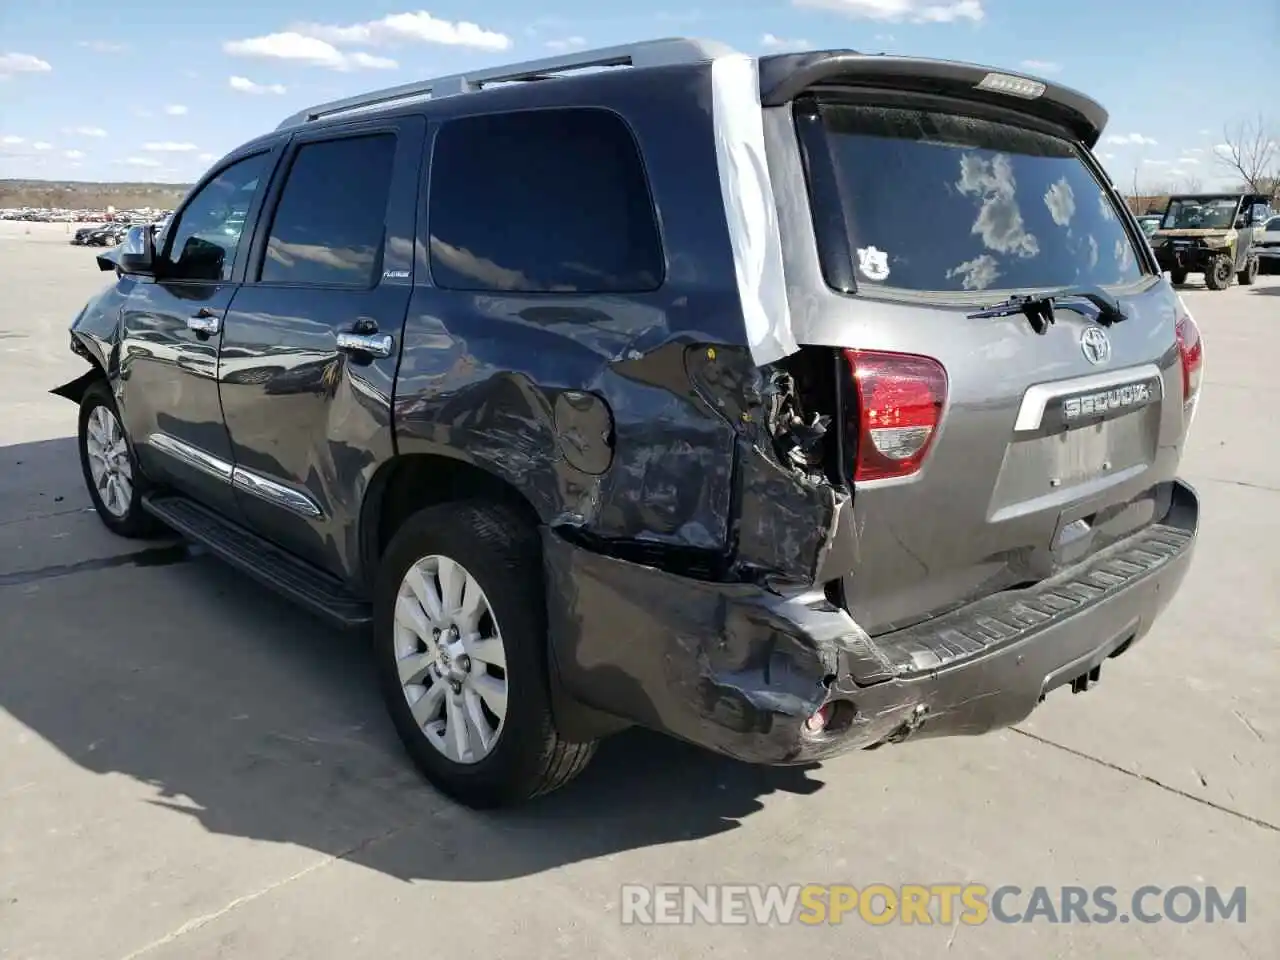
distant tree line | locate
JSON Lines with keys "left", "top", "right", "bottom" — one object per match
{"left": 0, "top": 179, "right": 192, "bottom": 211}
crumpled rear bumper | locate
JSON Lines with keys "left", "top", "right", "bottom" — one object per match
{"left": 543, "top": 479, "right": 1199, "bottom": 764}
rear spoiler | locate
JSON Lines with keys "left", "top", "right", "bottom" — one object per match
{"left": 758, "top": 51, "right": 1109, "bottom": 149}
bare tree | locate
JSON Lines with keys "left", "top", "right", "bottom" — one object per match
{"left": 1217, "top": 114, "right": 1278, "bottom": 195}
{"left": 1180, "top": 173, "right": 1203, "bottom": 193}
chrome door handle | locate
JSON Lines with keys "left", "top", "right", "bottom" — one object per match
{"left": 336, "top": 331, "right": 394, "bottom": 358}
{"left": 186, "top": 311, "right": 221, "bottom": 336}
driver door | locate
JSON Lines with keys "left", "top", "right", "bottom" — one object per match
{"left": 118, "top": 144, "right": 285, "bottom": 515}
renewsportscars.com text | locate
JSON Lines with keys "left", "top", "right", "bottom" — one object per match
{"left": 620, "top": 884, "right": 1247, "bottom": 926}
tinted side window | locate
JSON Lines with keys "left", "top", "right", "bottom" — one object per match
{"left": 259, "top": 133, "right": 396, "bottom": 287}
{"left": 428, "top": 109, "right": 663, "bottom": 293}
{"left": 163, "top": 151, "right": 272, "bottom": 282}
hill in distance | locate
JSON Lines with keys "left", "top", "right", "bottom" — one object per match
{"left": 0, "top": 179, "right": 193, "bottom": 212}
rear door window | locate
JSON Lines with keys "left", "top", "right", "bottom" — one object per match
{"left": 426, "top": 108, "right": 663, "bottom": 293}
{"left": 801, "top": 102, "right": 1145, "bottom": 296}
{"left": 258, "top": 132, "right": 396, "bottom": 287}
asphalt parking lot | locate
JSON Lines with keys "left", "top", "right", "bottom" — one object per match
{"left": 1, "top": 219, "right": 1277, "bottom": 959}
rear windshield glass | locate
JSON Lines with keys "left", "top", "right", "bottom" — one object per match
{"left": 807, "top": 103, "right": 1145, "bottom": 295}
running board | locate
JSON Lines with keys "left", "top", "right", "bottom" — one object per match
{"left": 142, "top": 493, "right": 372, "bottom": 629}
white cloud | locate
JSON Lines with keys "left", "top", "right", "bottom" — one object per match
{"left": 545, "top": 36, "right": 587, "bottom": 51}
{"left": 1104, "top": 133, "right": 1157, "bottom": 146}
{"left": 77, "top": 40, "right": 129, "bottom": 53}
{"left": 875, "top": 33, "right": 896, "bottom": 41}
{"left": 124, "top": 156, "right": 161, "bottom": 167}
{"left": 1213, "top": 142, "right": 1233, "bottom": 156}
{"left": 347, "top": 51, "right": 399, "bottom": 69}
{"left": 64, "top": 149, "right": 85, "bottom": 160}
{"left": 1, "top": 135, "right": 23, "bottom": 144}
{"left": 1020, "top": 59, "right": 1061, "bottom": 73}
{"left": 224, "top": 32, "right": 396, "bottom": 71}
{"left": 33, "top": 141, "right": 51, "bottom": 150}
{"left": 229, "top": 75, "right": 287, "bottom": 95}
{"left": 144, "top": 141, "right": 198, "bottom": 152}
{"left": 164, "top": 104, "right": 188, "bottom": 116}
{"left": 0, "top": 52, "right": 53, "bottom": 76}
{"left": 1100, "top": 152, "right": 1116, "bottom": 159}
{"left": 198, "top": 152, "right": 218, "bottom": 162}
{"left": 64, "top": 125, "right": 108, "bottom": 137}
{"left": 947, "top": 254, "right": 999, "bottom": 291}
{"left": 956, "top": 152, "right": 1039, "bottom": 257}
{"left": 762, "top": 33, "right": 811, "bottom": 49}
{"left": 793, "top": 0, "right": 984, "bottom": 23}
{"left": 290, "top": 12, "right": 512, "bottom": 51}
{"left": 1043, "top": 177, "right": 1075, "bottom": 226}
{"left": 1198, "top": 128, "right": 1211, "bottom": 136}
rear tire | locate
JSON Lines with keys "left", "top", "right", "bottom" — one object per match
{"left": 77, "top": 380, "right": 162, "bottom": 538}
{"left": 374, "top": 500, "right": 596, "bottom": 808}
{"left": 1169, "top": 268, "right": 1188, "bottom": 285}
{"left": 1205, "top": 255, "right": 1233, "bottom": 290}
{"left": 1238, "top": 257, "right": 1259, "bottom": 286}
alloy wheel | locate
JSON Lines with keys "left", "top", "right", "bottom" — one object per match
{"left": 84, "top": 404, "right": 133, "bottom": 518}
{"left": 392, "top": 554, "right": 509, "bottom": 765}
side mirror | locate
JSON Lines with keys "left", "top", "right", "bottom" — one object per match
{"left": 1234, "top": 217, "right": 1247, "bottom": 229}
{"left": 117, "top": 224, "right": 158, "bottom": 276}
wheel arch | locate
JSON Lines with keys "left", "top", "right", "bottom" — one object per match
{"left": 359, "top": 452, "right": 629, "bottom": 744}
{"left": 50, "top": 329, "right": 114, "bottom": 404}
{"left": 359, "top": 452, "right": 543, "bottom": 592}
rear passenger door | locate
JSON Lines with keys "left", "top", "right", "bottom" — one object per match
{"left": 219, "top": 116, "right": 425, "bottom": 579}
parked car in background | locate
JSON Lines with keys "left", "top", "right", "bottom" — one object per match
{"left": 1255, "top": 215, "right": 1280, "bottom": 273}
{"left": 54, "top": 39, "right": 1203, "bottom": 809}
{"left": 70, "top": 223, "right": 129, "bottom": 247}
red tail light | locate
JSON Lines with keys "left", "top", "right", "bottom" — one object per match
{"left": 845, "top": 349, "right": 948, "bottom": 481}
{"left": 1175, "top": 307, "right": 1203, "bottom": 423}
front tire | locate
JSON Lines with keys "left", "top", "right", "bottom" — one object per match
{"left": 1205, "top": 255, "right": 1233, "bottom": 290}
{"left": 77, "top": 380, "right": 161, "bottom": 538}
{"left": 374, "top": 501, "right": 596, "bottom": 808}
{"left": 1238, "top": 256, "right": 1259, "bottom": 286}
{"left": 1169, "top": 268, "right": 1188, "bottom": 285}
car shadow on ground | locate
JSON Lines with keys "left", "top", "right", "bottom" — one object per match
{"left": 1248, "top": 284, "right": 1280, "bottom": 296}
{"left": 0, "top": 436, "right": 826, "bottom": 884}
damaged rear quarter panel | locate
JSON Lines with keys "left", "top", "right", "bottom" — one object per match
{"left": 393, "top": 72, "right": 863, "bottom": 745}
{"left": 394, "top": 71, "right": 761, "bottom": 540}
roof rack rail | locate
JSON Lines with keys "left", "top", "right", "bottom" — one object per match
{"left": 275, "top": 36, "right": 740, "bottom": 130}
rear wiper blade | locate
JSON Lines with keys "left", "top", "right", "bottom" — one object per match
{"left": 967, "top": 285, "right": 1127, "bottom": 334}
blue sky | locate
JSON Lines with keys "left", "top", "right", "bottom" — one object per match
{"left": 1, "top": 0, "right": 1276, "bottom": 187}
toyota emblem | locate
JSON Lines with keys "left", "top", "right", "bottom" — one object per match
{"left": 1080, "top": 326, "right": 1111, "bottom": 365}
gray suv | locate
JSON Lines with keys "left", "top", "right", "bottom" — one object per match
{"left": 53, "top": 38, "right": 1203, "bottom": 809}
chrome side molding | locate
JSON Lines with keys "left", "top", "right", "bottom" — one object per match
{"left": 147, "top": 432, "right": 324, "bottom": 519}
{"left": 231, "top": 467, "right": 324, "bottom": 518}
{"left": 149, "top": 432, "right": 233, "bottom": 481}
